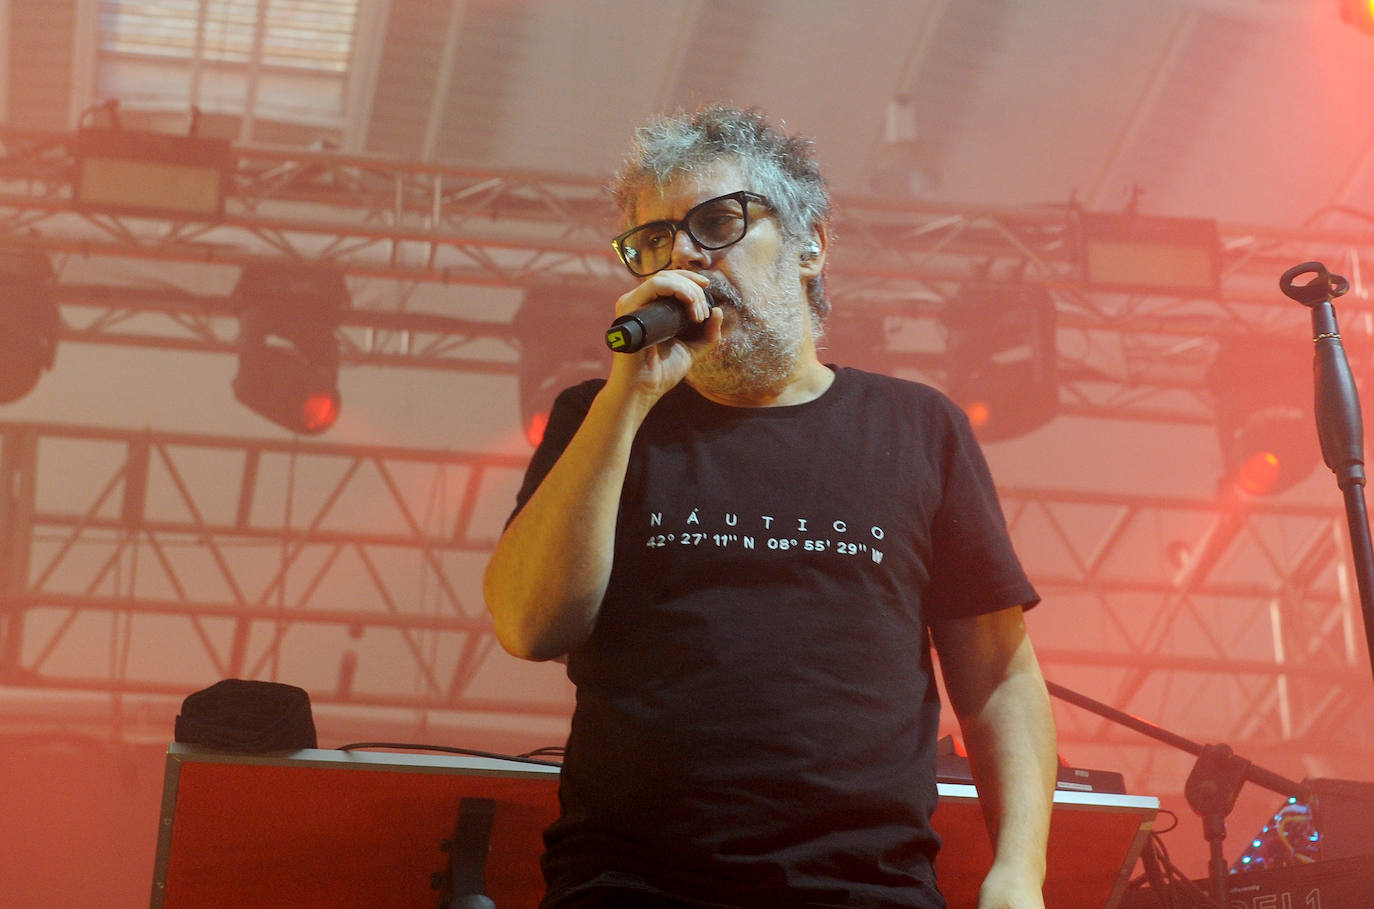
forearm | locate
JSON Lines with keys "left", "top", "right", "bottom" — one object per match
{"left": 957, "top": 641, "right": 1057, "bottom": 883}
{"left": 933, "top": 607, "right": 1057, "bottom": 907}
{"left": 483, "top": 384, "right": 652, "bottom": 661}
{"left": 485, "top": 271, "right": 716, "bottom": 660}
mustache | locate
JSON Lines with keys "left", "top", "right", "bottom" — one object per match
{"left": 704, "top": 276, "right": 743, "bottom": 311}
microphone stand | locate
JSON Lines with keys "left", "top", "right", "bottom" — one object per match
{"left": 1278, "top": 262, "right": 1374, "bottom": 687}
{"left": 1045, "top": 680, "right": 1310, "bottom": 908}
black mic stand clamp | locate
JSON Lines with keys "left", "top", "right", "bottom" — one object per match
{"left": 1278, "top": 261, "right": 1374, "bottom": 687}
{"left": 1183, "top": 744, "right": 1251, "bottom": 907}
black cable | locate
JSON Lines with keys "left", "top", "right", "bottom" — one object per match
{"left": 1152, "top": 807, "right": 1180, "bottom": 836}
{"left": 1140, "top": 835, "right": 1175, "bottom": 909}
{"left": 519, "top": 746, "right": 566, "bottom": 759}
{"left": 336, "top": 741, "right": 562, "bottom": 768}
{"left": 1153, "top": 830, "right": 1223, "bottom": 909}
{"left": 1125, "top": 824, "right": 1228, "bottom": 909}
{"left": 77, "top": 98, "right": 120, "bottom": 130}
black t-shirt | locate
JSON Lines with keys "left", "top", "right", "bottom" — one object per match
{"left": 511, "top": 367, "right": 1038, "bottom": 909}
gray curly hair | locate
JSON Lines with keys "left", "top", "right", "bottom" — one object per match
{"left": 610, "top": 105, "right": 832, "bottom": 325}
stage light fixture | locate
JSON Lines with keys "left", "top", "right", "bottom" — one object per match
{"left": 74, "top": 127, "right": 232, "bottom": 218}
{"left": 868, "top": 96, "right": 940, "bottom": 198}
{"left": 1207, "top": 337, "right": 1319, "bottom": 496}
{"left": 944, "top": 283, "right": 1058, "bottom": 443}
{"left": 0, "top": 248, "right": 58, "bottom": 404}
{"left": 232, "top": 264, "right": 346, "bottom": 435}
{"left": 1075, "top": 211, "right": 1221, "bottom": 297}
{"left": 1340, "top": 0, "right": 1374, "bottom": 34}
{"left": 514, "top": 286, "right": 611, "bottom": 447}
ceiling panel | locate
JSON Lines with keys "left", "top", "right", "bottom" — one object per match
{"left": 433, "top": 0, "right": 531, "bottom": 164}
{"left": 7, "top": 0, "right": 78, "bottom": 129}
{"left": 364, "top": 0, "right": 449, "bottom": 158}
{"left": 11, "top": 0, "right": 1374, "bottom": 233}
{"left": 743, "top": 0, "right": 929, "bottom": 194}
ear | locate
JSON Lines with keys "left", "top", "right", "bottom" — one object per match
{"left": 799, "top": 223, "right": 828, "bottom": 279}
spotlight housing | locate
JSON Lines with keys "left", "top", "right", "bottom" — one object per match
{"left": 944, "top": 284, "right": 1059, "bottom": 442}
{"left": 1208, "top": 337, "right": 1319, "bottom": 496}
{"left": 514, "top": 286, "right": 610, "bottom": 447}
{"left": 232, "top": 264, "right": 346, "bottom": 435}
{"left": 0, "top": 248, "right": 59, "bottom": 404}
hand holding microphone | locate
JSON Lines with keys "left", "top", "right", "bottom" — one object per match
{"left": 605, "top": 288, "right": 715, "bottom": 353}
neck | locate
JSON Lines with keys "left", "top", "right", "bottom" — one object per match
{"left": 688, "top": 357, "right": 834, "bottom": 408}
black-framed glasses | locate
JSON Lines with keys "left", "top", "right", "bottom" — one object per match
{"left": 611, "top": 191, "right": 769, "bottom": 277}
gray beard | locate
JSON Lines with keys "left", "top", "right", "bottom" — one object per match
{"left": 687, "top": 277, "right": 807, "bottom": 399}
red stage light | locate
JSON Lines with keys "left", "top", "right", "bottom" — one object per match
{"left": 525, "top": 410, "right": 550, "bottom": 448}
{"left": 945, "top": 284, "right": 1058, "bottom": 443}
{"left": 1208, "top": 338, "right": 1318, "bottom": 496}
{"left": 301, "top": 392, "right": 340, "bottom": 433}
{"left": 232, "top": 264, "right": 345, "bottom": 435}
{"left": 1341, "top": 0, "right": 1374, "bottom": 33}
{"left": 1235, "top": 450, "right": 1282, "bottom": 496}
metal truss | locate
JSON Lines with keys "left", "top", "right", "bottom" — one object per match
{"left": 3, "top": 124, "right": 1367, "bottom": 299}
{"left": 998, "top": 482, "right": 1374, "bottom": 790}
{"left": 1, "top": 420, "right": 1368, "bottom": 767}
{"left": 5, "top": 124, "right": 1374, "bottom": 428}
{"left": 0, "top": 421, "right": 571, "bottom": 719}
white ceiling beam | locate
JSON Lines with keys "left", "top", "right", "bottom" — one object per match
{"left": 188, "top": 0, "right": 209, "bottom": 110}
{"left": 342, "top": 0, "right": 394, "bottom": 153}
{"left": 0, "top": 0, "right": 10, "bottom": 123}
{"left": 238, "top": 0, "right": 271, "bottom": 145}
{"left": 893, "top": 0, "right": 957, "bottom": 98}
{"left": 650, "top": 0, "right": 706, "bottom": 113}
{"left": 421, "top": 0, "right": 469, "bottom": 162}
{"left": 68, "top": 0, "right": 100, "bottom": 128}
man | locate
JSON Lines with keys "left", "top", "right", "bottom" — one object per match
{"left": 484, "top": 105, "right": 1056, "bottom": 909}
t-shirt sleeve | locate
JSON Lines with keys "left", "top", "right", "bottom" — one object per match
{"left": 507, "top": 379, "right": 605, "bottom": 525}
{"left": 922, "top": 399, "right": 1039, "bottom": 621}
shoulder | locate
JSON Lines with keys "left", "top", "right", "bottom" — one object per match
{"left": 831, "top": 367, "right": 970, "bottom": 428}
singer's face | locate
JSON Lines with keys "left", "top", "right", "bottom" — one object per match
{"left": 627, "top": 160, "right": 816, "bottom": 398}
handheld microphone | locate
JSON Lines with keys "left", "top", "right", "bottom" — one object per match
{"left": 604, "top": 291, "right": 712, "bottom": 354}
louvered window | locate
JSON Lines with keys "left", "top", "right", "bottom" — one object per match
{"left": 96, "top": 1, "right": 359, "bottom": 130}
